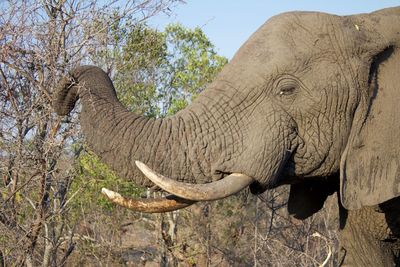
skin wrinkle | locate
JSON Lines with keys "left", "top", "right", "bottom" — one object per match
{"left": 339, "top": 78, "right": 352, "bottom": 123}
{"left": 193, "top": 109, "right": 212, "bottom": 177}
{"left": 307, "top": 122, "right": 329, "bottom": 170}
{"left": 175, "top": 117, "right": 187, "bottom": 179}
{"left": 129, "top": 117, "right": 149, "bottom": 157}
{"left": 338, "top": 84, "right": 350, "bottom": 142}
{"left": 118, "top": 112, "right": 140, "bottom": 146}
{"left": 110, "top": 112, "right": 135, "bottom": 152}
{"left": 218, "top": 93, "right": 243, "bottom": 159}
{"left": 199, "top": 93, "right": 234, "bottom": 176}
{"left": 324, "top": 87, "right": 334, "bottom": 124}
{"left": 264, "top": 119, "right": 289, "bottom": 187}
{"left": 150, "top": 119, "right": 165, "bottom": 175}
{"left": 211, "top": 89, "right": 242, "bottom": 135}
{"left": 244, "top": 90, "right": 268, "bottom": 118}
{"left": 201, "top": 96, "right": 222, "bottom": 132}
{"left": 84, "top": 102, "right": 123, "bottom": 144}
{"left": 215, "top": 84, "right": 247, "bottom": 157}
{"left": 124, "top": 116, "right": 146, "bottom": 176}
{"left": 136, "top": 119, "right": 155, "bottom": 165}
{"left": 150, "top": 120, "right": 165, "bottom": 167}
{"left": 179, "top": 115, "right": 192, "bottom": 179}
{"left": 168, "top": 118, "right": 181, "bottom": 180}
{"left": 165, "top": 119, "right": 175, "bottom": 178}
{"left": 201, "top": 91, "right": 234, "bottom": 141}
{"left": 238, "top": 92, "right": 261, "bottom": 119}
{"left": 104, "top": 111, "right": 128, "bottom": 140}
{"left": 198, "top": 102, "right": 212, "bottom": 138}
{"left": 149, "top": 119, "right": 164, "bottom": 173}
{"left": 321, "top": 114, "right": 332, "bottom": 145}
{"left": 169, "top": 119, "right": 182, "bottom": 180}
{"left": 106, "top": 113, "right": 132, "bottom": 170}
{"left": 187, "top": 109, "right": 209, "bottom": 180}
{"left": 159, "top": 119, "right": 172, "bottom": 180}
{"left": 327, "top": 18, "right": 360, "bottom": 101}
{"left": 148, "top": 119, "right": 162, "bottom": 153}
{"left": 316, "top": 114, "right": 325, "bottom": 146}
{"left": 329, "top": 83, "right": 347, "bottom": 171}
{"left": 230, "top": 112, "right": 242, "bottom": 156}
{"left": 337, "top": 81, "right": 345, "bottom": 113}
{"left": 190, "top": 108, "right": 203, "bottom": 139}
{"left": 292, "top": 13, "right": 319, "bottom": 42}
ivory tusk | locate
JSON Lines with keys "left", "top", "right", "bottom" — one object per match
{"left": 135, "top": 161, "right": 254, "bottom": 201}
{"left": 101, "top": 188, "right": 195, "bottom": 213}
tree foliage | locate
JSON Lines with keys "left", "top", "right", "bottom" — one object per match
{"left": 89, "top": 20, "right": 228, "bottom": 117}
{"left": 161, "top": 23, "right": 228, "bottom": 115}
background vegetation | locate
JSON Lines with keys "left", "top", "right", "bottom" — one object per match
{"left": 0, "top": 1, "right": 339, "bottom": 266}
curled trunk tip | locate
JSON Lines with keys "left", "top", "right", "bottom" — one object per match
{"left": 53, "top": 66, "right": 106, "bottom": 116}
{"left": 53, "top": 74, "right": 78, "bottom": 116}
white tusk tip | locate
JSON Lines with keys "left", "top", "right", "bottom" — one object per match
{"left": 135, "top": 160, "right": 146, "bottom": 169}
{"left": 101, "top": 188, "right": 121, "bottom": 199}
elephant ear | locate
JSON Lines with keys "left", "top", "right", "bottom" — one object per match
{"left": 340, "top": 44, "right": 400, "bottom": 210}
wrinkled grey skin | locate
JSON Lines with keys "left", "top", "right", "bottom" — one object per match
{"left": 55, "top": 7, "right": 400, "bottom": 266}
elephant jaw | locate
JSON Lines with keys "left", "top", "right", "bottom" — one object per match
{"left": 101, "top": 161, "right": 254, "bottom": 213}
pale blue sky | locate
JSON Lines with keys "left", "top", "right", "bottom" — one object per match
{"left": 149, "top": 1, "right": 399, "bottom": 59}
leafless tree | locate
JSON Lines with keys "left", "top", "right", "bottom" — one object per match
{"left": 0, "top": 0, "right": 180, "bottom": 265}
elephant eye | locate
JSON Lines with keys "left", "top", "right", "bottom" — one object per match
{"left": 279, "top": 85, "right": 296, "bottom": 96}
{"left": 274, "top": 75, "right": 300, "bottom": 99}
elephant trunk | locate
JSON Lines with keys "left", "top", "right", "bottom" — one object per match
{"left": 54, "top": 66, "right": 190, "bottom": 187}
{"left": 54, "top": 66, "right": 247, "bottom": 191}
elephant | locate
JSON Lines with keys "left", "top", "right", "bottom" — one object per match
{"left": 54, "top": 7, "right": 400, "bottom": 266}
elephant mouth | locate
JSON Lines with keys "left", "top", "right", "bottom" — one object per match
{"left": 101, "top": 161, "right": 254, "bottom": 213}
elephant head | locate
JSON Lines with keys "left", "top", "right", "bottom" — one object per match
{"left": 54, "top": 7, "right": 400, "bottom": 214}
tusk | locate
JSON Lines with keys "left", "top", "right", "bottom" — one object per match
{"left": 135, "top": 161, "right": 254, "bottom": 201}
{"left": 101, "top": 188, "right": 195, "bottom": 213}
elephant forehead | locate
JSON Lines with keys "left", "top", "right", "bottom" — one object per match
{"left": 223, "top": 11, "right": 362, "bottom": 85}
{"left": 238, "top": 13, "right": 331, "bottom": 56}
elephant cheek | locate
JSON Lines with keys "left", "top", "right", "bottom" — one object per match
{"left": 225, "top": 125, "right": 290, "bottom": 194}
